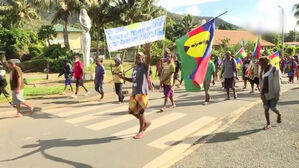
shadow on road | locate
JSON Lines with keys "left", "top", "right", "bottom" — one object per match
{"left": 165, "top": 128, "right": 263, "bottom": 147}
{"left": 0, "top": 136, "right": 123, "bottom": 168}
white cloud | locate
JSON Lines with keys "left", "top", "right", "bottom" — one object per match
{"left": 185, "top": 6, "right": 201, "bottom": 16}
{"left": 224, "top": 16, "right": 241, "bottom": 22}
{"left": 156, "top": 0, "right": 219, "bottom": 11}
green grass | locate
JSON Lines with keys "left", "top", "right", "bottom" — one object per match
{"left": 0, "top": 85, "right": 65, "bottom": 103}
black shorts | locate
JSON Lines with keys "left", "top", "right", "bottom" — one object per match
{"left": 224, "top": 78, "right": 235, "bottom": 89}
{"left": 250, "top": 77, "right": 259, "bottom": 85}
{"left": 76, "top": 78, "right": 84, "bottom": 87}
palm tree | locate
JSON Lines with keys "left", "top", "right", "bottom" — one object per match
{"left": 34, "top": 0, "right": 92, "bottom": 48}
{"left": 180, "top": 14, "right": 196, "bottom": 34}
{"left": 0, "top": 0, "right": 40, "bottom": 28}
{"left": 115, "top": 0, "right": 164, "bottom": 60}
{"left": 88, "top": 0, "right": 119, "bottom": 58}
{"left": 293, "top": 3, "right": 299, "bottom": 25}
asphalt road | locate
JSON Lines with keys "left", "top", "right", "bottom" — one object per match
{"left": 172, "top": 87, "right": 299, "bottom": 168}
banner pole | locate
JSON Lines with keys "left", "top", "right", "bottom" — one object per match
{"left": 162, "top": 12, "right": 168, "bottom": 58}
{"left": 214, "top": 11, "right": 228, "bottom": 20}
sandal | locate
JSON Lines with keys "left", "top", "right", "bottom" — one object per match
{"left": 134, "top": 132, "right": 144, "bottom": 139}
{"left": 160, "top": 107, "right": 165, "bottom": 112}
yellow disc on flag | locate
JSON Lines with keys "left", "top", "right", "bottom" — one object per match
{"left": 184, "top": 31, "right": 210, "bottom": 58}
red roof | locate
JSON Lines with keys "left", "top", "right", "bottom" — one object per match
{"left": 214, "top": 30, "right": 275, "bottom": 47}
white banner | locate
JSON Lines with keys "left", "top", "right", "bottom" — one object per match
{"left": 104, "top": 16, "right": 166, "bottom": 52}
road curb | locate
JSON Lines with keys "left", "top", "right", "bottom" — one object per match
{"left": 151, "top": 87, "right": 294, "bottom": 168}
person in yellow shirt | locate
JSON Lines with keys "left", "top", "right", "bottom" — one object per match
{"left": 112, "top": 58, "right": 124, "bottom": 103}
{"left": 160, "top": 53, "right": 176, "bottom": 112}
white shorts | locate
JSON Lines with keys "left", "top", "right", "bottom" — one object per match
{"left": 12, "top": 90, "right": 24, "bottom": 105}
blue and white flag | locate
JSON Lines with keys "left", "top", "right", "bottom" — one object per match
{"left": 104, "top": 16, "right": 166, "bottom": 52}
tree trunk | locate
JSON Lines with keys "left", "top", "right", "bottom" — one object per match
{"left": 47, "top": 39, "right": 51, "bottom": 46}
{"left": 121, "top": 49, "right": 126, "bottom": 62}
{"left": 63, "top": 15, "right": 70, "bottom": 49}
{"left": 96, "top": 28, "right": 100, "bottom": 59}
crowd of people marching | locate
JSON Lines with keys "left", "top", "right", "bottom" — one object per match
{"left": 1, "top": 43, "right": 299, "bottom": 138}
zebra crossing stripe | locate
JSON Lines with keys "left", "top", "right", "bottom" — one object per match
{"left": 112, "top": 113, "right": 186, "bottom": 139}
{"left": 55, "top": 103, "right": 113, "bottom": 117}
{"left": 65, "top": 105, "right": 128, "bottom": 124}
{"left": 147, "top": 116, "right": 217, "bottom": 149}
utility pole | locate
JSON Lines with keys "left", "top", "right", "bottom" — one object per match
{"left": 278, "top": 5, "right": 284, "bottom": 58}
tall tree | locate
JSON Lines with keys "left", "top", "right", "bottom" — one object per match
{"left": 0, "top": 0, "right": 40, "bottom": 28}
{"left": 34, "top": 0, "right": 92, "bottom": 48}
{"left": 293, "top": 3, "right": 299, "bottom": 25}
{"left": 88, "top": 0, "right": 119, "bottom": 58}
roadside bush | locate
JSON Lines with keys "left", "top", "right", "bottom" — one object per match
{"left": 42, "top": 44, "right": 82, "bottom": 72}
{"left": 0, "top": 28, "right": 43, "bottom": 60}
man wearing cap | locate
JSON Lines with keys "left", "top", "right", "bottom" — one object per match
{"left": 112, "top": 57, "right": 124, "bottom": 103}
{"left": 221, "top": 51, "right": 238, "bottom": 100}
{"left": 7, "top": 60, "right": 33, "bottom": 117}
{"left": 118, "top": 43, "right": 151, "bottom": 139}
{"left": 259, "top": 56, "right": 281, "bottom": 130}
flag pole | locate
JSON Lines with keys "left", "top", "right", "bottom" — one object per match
{"left": 214, "top": 11, "right": 228, "bottom": 19}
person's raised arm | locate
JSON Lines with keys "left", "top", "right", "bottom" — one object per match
{"left": 144, "top": 43, "right": 151, "bottom": 68}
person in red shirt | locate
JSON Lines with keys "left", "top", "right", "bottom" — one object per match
{"left": 73, "top": 55, "right": 89, "bottom": 97}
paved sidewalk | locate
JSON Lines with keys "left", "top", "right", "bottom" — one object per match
{"left": 172, "top": 87, "right": 299, "bottom": 168}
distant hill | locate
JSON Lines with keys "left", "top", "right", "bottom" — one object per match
{"left": 167, "top": 12, "right": 239, "bottom": 29}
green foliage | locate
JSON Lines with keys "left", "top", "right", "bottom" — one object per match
{"left": 296, "top": 47, "right": 299, "bottom": 54}
{"left": 0, "top": 0, "right": 40, "bottom": 28}
{"left": 262, "top": 32, "right": 281, "bottom": 45}
{"left": 263, "top": 48, "right": 272, "bottom": 56}
{"left": 244, "top": 40, "right": 256, "bottom": 54}
{"left": 139, "top": 38, "right": 173, "bottom": 65}
{"left": 38, "top": 25, "right": 57, "bottom": 45}
{"left": 0, "top": 28, "right": 43, "bottom": 60}
{"left": 42, "top": 44, "right": 81, "bottom": 72}
{"left": 285, "top": 30, "right": 298, "bottom": 42}
{"left": 285, "top": 45, "right": 295, "bottom": 56}
{"left": 218, "top": 23, "right": 236, "bottom": 30}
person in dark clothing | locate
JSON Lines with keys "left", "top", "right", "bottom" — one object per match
{"left": 58, "top": 61, "right": 74, "bottom": 94}
{"left": 94, "top": 59, "right": 105, "bottom": 100}
{"left": 173, "top": 55, "right": 182, "bottom": 87}
{"left": 0, "top": 62, "right": 12, "bottom": 105}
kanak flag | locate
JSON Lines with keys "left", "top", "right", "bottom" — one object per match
{"left": 236, "top": 57, "right": 242, "bottom": 70}
{"left": 252, "top": 36, "right": 261, "bottom": 61}
{"left": 269, "top": 51, "right": 280, "bottom": 69}
{"left": 236, "top": 47, "right": 246, "bottom": 59}
{"left": 176, "top": 19, "right": 215, "bottom": 92}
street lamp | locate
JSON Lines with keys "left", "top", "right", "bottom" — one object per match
{"left": 278, "top": 5, "right": 284, "bottom": 58}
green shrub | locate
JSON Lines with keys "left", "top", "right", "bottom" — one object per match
{"left": 0, "top": 28, "right": 43, "bottom": 60}
{"left": 42, "top": 44, "right": 81, "bottom": 72}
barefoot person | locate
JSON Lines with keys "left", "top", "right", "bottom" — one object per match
{"left": 221, "top": 51, "right": 238, "bottom": 100}
{"left": 73, "top": 55, "right": 89, "bottom": 97}
{"left": 0, "top": 62, "right": 12, "bottom": 105}
{"left": 7, "top": 60, "right": 33, "bottom": 117}
{"left": 259, "top": 56, "right": 282, "bottom": 130}
{"left": 118, "top": 43, "right": 152, "bottom": 139}
{"left": 203, "top": 60, "right": 216, "bottom": 105}
{"left": 58, "top": 61, "right": 74, "bottom": 94}
{"left": 160, "top": 53, "right": 176, "bottom": 112}
{"left": 94, "top": 58, "right": 105, "bottom": 100}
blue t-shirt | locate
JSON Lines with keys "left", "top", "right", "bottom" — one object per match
{"left": 95, "top": 65, "right": 105, "bottom": 84}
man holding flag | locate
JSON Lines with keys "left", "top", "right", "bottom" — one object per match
{"left": 176, "top": 19, "right": 215, "bottom": 92}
